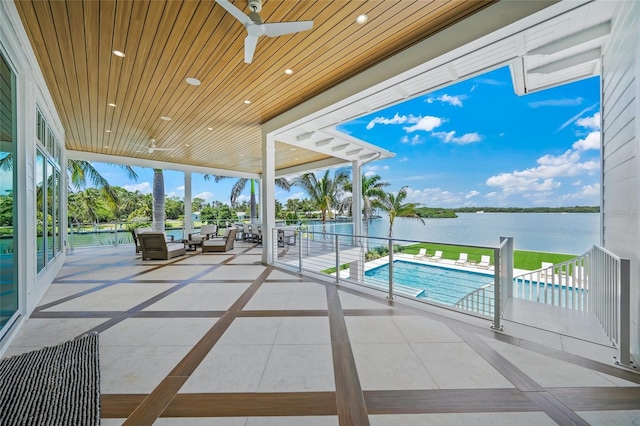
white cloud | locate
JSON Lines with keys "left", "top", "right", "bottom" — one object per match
{"left": 572, "top": 131, "right": 600, "bottom": 151}
{"left": 398, "top": 157, "right": 408, "bottom": 162}
{"left": 486, "top": 148, "right": 599, "bottom": 196}
{"left": 561, "top": 183, "right": 600, "bottom": 201}
{"left": 364, "top": 170, "right": 376, "bottom": 177}
{"left": 475, "top": 78, "right": 506, "bottom": 86}
{"left": 403, "top": 187, "right": 464, "bottom": 207}
{"left": 432, "top": 131, "right": 481, "bottom": 145}
{"left": 465, "top": 190, "right": 480, "bottom": 199}
{"left": 403, "top": 116, "right": 443, "bottom": 133}
{"left": 573, "top": 180, "right": 582, "bottom": 186}
{"left": 286, "top": 191, "right": 305, "bottom": 201}
{"left": 124, "top": 182, "right": 151, "bottom": 194}
{"left": 485, "top": 192, "right": 499, "bottom": 198}
{"left": 529, "top": 97, "right": 584, "bottom": 108}
{"left": 195, "top": 191, "right": 214, "bottom": 202}
{"left": 177, "top": 185, "right": 185, "bottom": 191}
{"left": 366, "top": 113, "right": 410, "bottom": 130}
{"left": 576, "top": 112, "right": 600, "bottom": 130}
{"left": 400, "top": 134, "right": 424, "bottom": 145}
{"left": 556, "top": 103, "right": 599, "bottom": 132}
{"left": 427, "top": 94, "right": 465, "bottom": 107}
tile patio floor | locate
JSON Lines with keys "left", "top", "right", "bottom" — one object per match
{"left": 3, "top": 242, "right": 640, "bottom": 425}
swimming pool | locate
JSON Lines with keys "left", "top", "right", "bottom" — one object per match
{"left": 364, "top": 260, "right": 494, "bottom": 306}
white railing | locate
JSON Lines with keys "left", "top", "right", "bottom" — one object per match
{"left": 512, "top": 254, "right": 590, "bottom": 310}
{"left": 455, "top": 283, "right": 494, "bottom": 317}
{"left": 590, "top": 245, "right": 632, "bottom": 368}
{"left": 511, "top": 244, "right": 632, "bottom": 369}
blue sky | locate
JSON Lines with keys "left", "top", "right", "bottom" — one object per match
{"left": 90, "top": 66, "right": 601, "bottom": 208}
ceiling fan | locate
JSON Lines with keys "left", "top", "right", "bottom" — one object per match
{"left": 135, "top": 139, "right": 175, "bottom": 154}
{"left": 216, "top": 0, "right": 313, "bottom": 64}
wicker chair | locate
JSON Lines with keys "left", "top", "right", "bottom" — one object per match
{"left": 138, "top": 232, "right": 185, "bottom": 260}
{"left": 202, "top": 228, "right": 237, "bottom": 253}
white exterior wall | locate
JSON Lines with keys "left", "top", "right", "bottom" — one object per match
{"left": 601, "top": 0, "right": 640, "bottom": 359}
{"left": 0, "top": 1, "right": 66, "bottom": 354}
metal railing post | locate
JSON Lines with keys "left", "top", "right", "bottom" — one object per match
{"left": 335, "top": 234, "right": 340, "bottom": 284}
{"left": 114, "top": 222, "right": 118, "bottom": 247}
{"left": 388, "top": 239, "right": 394, "bottom": 300}
{"left": 491, "top": 246, "right": 502, "bottom": 331}
{"left": 615, "top": 258, "right": 633, "bottom": 368}
{"left": 298, "top": 230, "right": 302, "bottom": 273}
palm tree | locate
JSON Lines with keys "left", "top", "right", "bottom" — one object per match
{"left": 203, "top": 175, "right": 291, "bottom": 221}
{"left": 152, "top": 169, "right": 165, "bottom": 232}
{"left": 344, "top": 173, "right": 389, "bottom": 238}
{"left": 294, "top": 168, "right": 350, "bottom": 229}
{"left": 375, "top": 186, "right": 424, "bottom": 238}
{"left": 0, "top": 155, "right": 138, "bottom": 207}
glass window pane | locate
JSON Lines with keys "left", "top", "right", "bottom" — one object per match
{"left": 46, "top": 159, "right": 54, "bottom": 262}
{"left": 36, "top": 151, "right": 45, "bottom": 272}
{"left": 0, "top": 52, "right": 18, "bottom": 332}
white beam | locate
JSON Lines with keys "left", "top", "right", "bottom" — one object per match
{"left": 529, "top": 21, "right": 611, "bottom": 55}
{"left": 529, "top": 48, "right": 601, "bottom": 74}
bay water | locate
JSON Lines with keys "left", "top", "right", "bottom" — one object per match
{"left": 366, "top": 212, "right": 599, "bottom": 255}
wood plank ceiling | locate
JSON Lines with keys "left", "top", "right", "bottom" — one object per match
{"left": 14, "top": 0, "right": 493, "bottom": 175}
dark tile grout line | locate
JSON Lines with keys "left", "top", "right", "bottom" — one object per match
{"left": 121, "top": 266, "right": 274, "bottom": 425}
{"left": 34, "top": 247, "right": 254, "bottom": 312}
{"left": 326, "top": 285, "right": 370, "bottom": 426}
{"left": 328, "top": 278, "right": 640, "bottom": 385}
{"left": 101, "top": 386, "right": 640, "bottom": 419}
{"left": 80, "top": 247, "right": 256, "bottom": 337}
{"left": 452, "top": 326, "right": 590, "bottom": 425}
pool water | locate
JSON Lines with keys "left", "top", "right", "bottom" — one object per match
{"left": 364, "top": 260, "right": 494, "bottom": 306}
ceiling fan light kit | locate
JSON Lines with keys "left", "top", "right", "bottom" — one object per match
{"left": 216, "top": 0, "right": 313, "bottom": 64}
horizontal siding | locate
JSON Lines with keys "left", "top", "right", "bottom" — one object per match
{"left": 601, "top": 0, "right": 639, "bottom": 358}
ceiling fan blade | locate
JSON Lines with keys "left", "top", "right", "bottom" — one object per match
{"left": 263, "top": 21, "right": 313, "bottom": 37}
{"left": 215, "top": 0, "right": 252, "bottom": 26}
{"left": 244, "top": 35, "right": 258, "bottom": 64}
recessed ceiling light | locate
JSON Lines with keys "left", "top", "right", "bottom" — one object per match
{"left": 290, "top": 147, "right": 296, "bottom": 151}
{"left": 243, "top": 100, "right": 251, "bottom": 104}
{"left": 184, "top": 143, "right": 191, "bottom": 147}
{"left": 105, "top": 129, "right": 112, "bottom": 133}
{"left": 356, "top": 14, "right": 368, "bottom": 24}
{"left": 108, "top": 103, "right": 116, "bottom": 107}
{"left": 284, "top": 69, "right": 293, "bottom": 75}
{"left": 160, "top": 116, "right": 172, "bottom": 121}
{"left": 112, "top": 50, "right": 125, "bottom": 57}
{"left": 104, "top": 145, "right": 109, "bottom": 148}
{"left": 185, "top": 77, "right": 201, "bottom": 86}
{"left": 207, "top": 127, "right": 214, "bottom": 131}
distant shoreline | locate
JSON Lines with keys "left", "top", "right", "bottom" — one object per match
{"left": 453, "top": 207, "right": 599, "bottom": 213}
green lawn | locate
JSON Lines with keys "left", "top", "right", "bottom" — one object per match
{"left": 400, "top": 243, "right": 576, "bottom": 271}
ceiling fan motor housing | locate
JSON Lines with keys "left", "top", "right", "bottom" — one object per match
{"left": 248, "top": 0, "right": 262, "bottom": 13}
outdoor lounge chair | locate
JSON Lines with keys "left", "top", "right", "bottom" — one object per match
{"left": 414, "top": 248, "right": 427, "bottom": 259}
{"left": 455, "top": 253, "right": 469, "bottom": 265}
{"left": 187, "top": 224, "right": 218, "bottom": 246}
{"left": 131, "top": 226, "right": 152, "bottom": 253}
{"left": 202, "top": 228, "right": 237, "bottom": 253}
{"left": 427, "top": 250, "right": 442, "bottom": 262}
{"left": 138, "top": 232, "right": 185, "bottom": 260}
{"left": 478, "top": 255, "right": 492, "bottom": 269}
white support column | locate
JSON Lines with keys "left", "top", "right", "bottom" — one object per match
{"left": 352, "top": 160, "right": 363, "bottom": 236}
{"left": 184, "top": 171, "right": 193, "bottom": 239}
{"left": 351, "top": 160, "right": 364, "bottom": 283}
{"left": 261, "top": 133, "right": 276, "bottom": 264}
